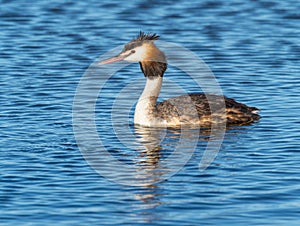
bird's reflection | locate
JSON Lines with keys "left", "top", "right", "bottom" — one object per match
{"left": 132, "top": 124, "right": 213, "bottom": 186}
{"left": 131, "top": 125, "right": 166, "bottom": 186}
{"left": 134, "top": 125, "right": 164, "bottom": 169}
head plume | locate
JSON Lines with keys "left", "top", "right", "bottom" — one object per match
{"left": 123, "top": 32, "right": 159, "bottom": 52}
{"left": 131, "top": 32, "right": 160, "bottom": 42}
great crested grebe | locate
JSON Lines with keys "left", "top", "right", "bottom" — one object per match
{"left": 99, "top": 32, "right": 260, "bottom": 127}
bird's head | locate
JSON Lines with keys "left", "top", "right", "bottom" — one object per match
{"left": 99, "top": 32, "right": 167, "bottom": 78}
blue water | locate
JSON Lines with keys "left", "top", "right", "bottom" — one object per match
{"left": 1, "top": 0, "right": 300, "bottom": 225}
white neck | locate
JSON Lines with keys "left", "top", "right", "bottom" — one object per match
{"left": 134, "top": 77, "right": 164, "bottom": 126}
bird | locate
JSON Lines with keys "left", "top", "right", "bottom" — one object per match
{"left": 99, "top": 32, "right": 260, "bottom": 128}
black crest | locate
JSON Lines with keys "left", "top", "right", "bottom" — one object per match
{"left": 132, "top": 31, "right": 160, "bottom": 42}
{"left": 123, "top": 32, "right": 159, "bottom": 52}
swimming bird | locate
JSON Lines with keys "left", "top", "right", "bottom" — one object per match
{"left": 99, "top": 32, "right": 260, "bottom": 127}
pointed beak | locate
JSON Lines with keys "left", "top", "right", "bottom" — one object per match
{"left": 98, "top": 54, "right": 126, "bottom": 65}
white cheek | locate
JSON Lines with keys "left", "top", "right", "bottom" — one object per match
{"left": 124, "top": 46, "right": 146, "bottom": 62}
